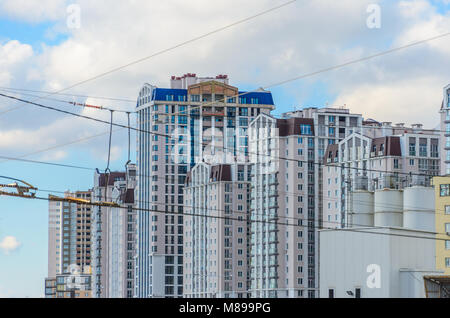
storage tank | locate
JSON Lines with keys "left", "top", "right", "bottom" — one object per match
{"left": 374, "top": 189, "right": 403, "bottom": 227}
{"left": 403, "top": 186, "right": 435, "bottom": 232}
{"left": 350, "top": 190, "right": 374, "bottom": 227}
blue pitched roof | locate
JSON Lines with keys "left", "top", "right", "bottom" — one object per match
{"left": 149, "top": 88, "right": 274, "bottom": 105}
{"left": 238, "top": 91, "right": 274, "bottom": 105}
{"left": 152, "top": 88, "right": 187, "bottom": 102}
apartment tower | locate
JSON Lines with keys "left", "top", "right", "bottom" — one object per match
{"left": 91, "top": 164, "right": 137, "bottom": 298}
{"left": 183, "top": 163, "right": 251, "bottom": 298}
{"left": 135, "top": 74, "right": 274, "bottom": 297}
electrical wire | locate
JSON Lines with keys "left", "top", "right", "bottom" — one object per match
{"left": 0, "top": 0, "right": 297, "bottom": 116}
{"left": 17, "top": 193, "right": 449, "bottom": 242}
{"left": 0, "top": 92, "right": 441, "bottom": 178}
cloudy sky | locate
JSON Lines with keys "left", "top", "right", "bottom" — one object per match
{"left": 0, "top": 0, "right": 449, "bottom": 297}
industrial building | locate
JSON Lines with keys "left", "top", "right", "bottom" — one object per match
{"left": 320, "top": 184, "right": 445, "bottom": 298}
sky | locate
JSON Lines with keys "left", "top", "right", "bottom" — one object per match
{"left": 0, "top": 0, "right": 450, "bottom": 298}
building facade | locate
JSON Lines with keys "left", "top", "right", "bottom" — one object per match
{"left": 440, "top": 84, "right": 450, "bottom": 175}
{"left": 45, "top": 272, "right": 92, "bottom": 298}
{"left": 135, "top": 74, "right": 274, "bottom": 297}
{"left": 248, "top": 107, "right": 362, "bottom": 298}
{"left": 319, "top": 226, "right": 439, "bottom": 298}
{"left": 183, "top": 163, "right": 251, "bottom": 298}
{"left": 432, "top": 176, "right": 450, "bottom": 274}
{"left": 91, "top": 164, "right": 137, "bottom": 298}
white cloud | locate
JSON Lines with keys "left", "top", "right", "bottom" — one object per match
{"left": 335, "top": 77, "right": 444, "bottom": 127}
{"left": 0, "top": 236, "right": 21, "bottom": 254}
{"left": 0, "top": 0, "right": 68, "bottom": 23}
{"left": 0, "top": 0, "right": 449, "bottom": 162}
{"left": 0, "top": 40, "right": 33, "bottom": 86}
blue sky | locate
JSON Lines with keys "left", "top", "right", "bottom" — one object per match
{"left": 0, "top": 0, "right": 449, "bottom": 297}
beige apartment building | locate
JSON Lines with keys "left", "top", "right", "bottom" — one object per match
{"left": 183, "top": 163, "right": 251, "bottom": 298}
{"left": 45, "top": 272, "right": 92, "bottom": 298}
{"left": 135, "top": 74, "right": 274, "bottom": 297}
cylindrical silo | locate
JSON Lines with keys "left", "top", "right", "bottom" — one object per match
{"left": 374, "top": 189, "right": 403, "bottom": 227}
{"left": 403, "top": 186, "right": 435, "bottom": 232}
{"left": 350, "top": 190, "right": 374, "bottom": 227}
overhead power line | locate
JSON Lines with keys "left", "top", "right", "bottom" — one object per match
{"left": 0, "top": 88, "right": 134, "bottom": 114}
{"left": 0, "top": 92, "right": 441, "bottom": 178}
{"left": 9, "top": 193, "right": 446, "bottom": 243}
{"left": 0, "top": 86, "right": 136, "bottom": 103}
{"left": 35, "top": 184, "right": 450, "bottom": 224}
{"left": 167, "top": 30, "right": 450, "bottom": 115}
{"left": 0, "top": 0, "right": 297, "bottom": 116}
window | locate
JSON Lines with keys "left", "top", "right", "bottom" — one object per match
{"left": 440, "top": 184, "right": 450, "bottom": 197}
{"left": 409, "top": 142, "right": 416, "bottom": 156}
{"left": 300, "top": 124, "right": 312, "bottom": 135}
{"left": 445, "top": 223, "right": 450, "bottom": 233}
{"left": 446, "top": 241, "right": 450, "bottom": 250}
{"left": 446, "top": 258, "right": 450, "bottom": 268}
{"left": 445, "top": 205, "right": 450, "bottom": 215}
{"left": 419, "top": 139, "right": 427, "bottom": 157}
{"left": 355, "top": 288, "right": 361, "bottom": 298}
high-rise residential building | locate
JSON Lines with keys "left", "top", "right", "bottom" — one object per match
{"left": 183, "top": 163, "right": 251, "bottom": 298}
{"left": 440, "top": 84, "right": 450, "bottom": 175}
{"left": 91, "top": 164, "right": 137, "bottom": 298}
{"left": 248, "top": 107, "right": 362, "bottom": 298}
{"left": 47, "top": 190, "right": 93, "bottom": 278}
{"left": 135, "top": 74, "right": 274, "bottom": 297}
{"left": 432, "top": 176, "right": 450, "bottom": 274}
{"left": 323, "top": 122, "right": 440, "bottom": 229}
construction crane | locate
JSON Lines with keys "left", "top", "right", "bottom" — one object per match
{"left": 0, "top": 176, "right": 37, "bottom": 199}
